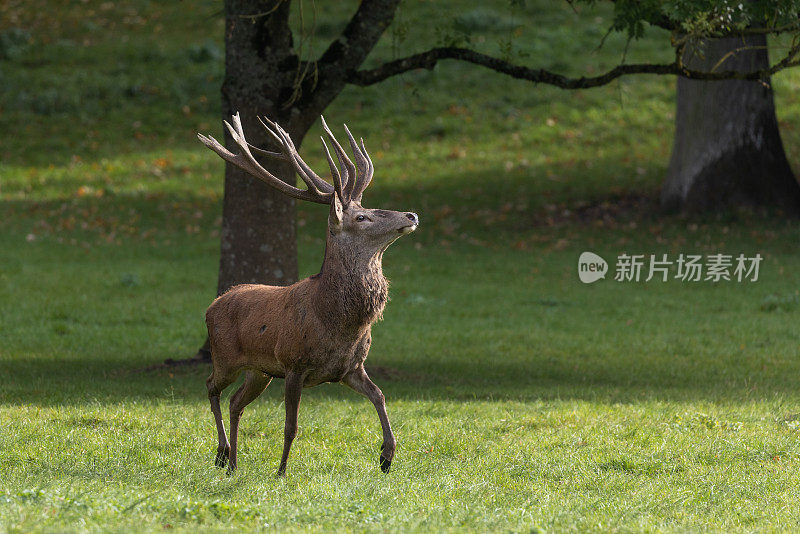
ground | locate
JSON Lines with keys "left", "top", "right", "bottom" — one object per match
{"left": 2, "top": 1, "right": 800, "bottom": 532}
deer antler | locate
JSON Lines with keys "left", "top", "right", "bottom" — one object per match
{"left": 320, "top": 117, "right": 375, "bottom": 204}
{"left": 198, "top": 113, "right": 375, "bottom": 206}
{"left": 197, "top": 113, "right": 335, "bottom": 205}
{"left": 257, "top": 116, "right": 338, "bottom": 200}
{"left": 343, "top": 125, "right": 374, "bottom": 203}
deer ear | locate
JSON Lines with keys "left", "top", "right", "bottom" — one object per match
{"left": 329, "top": 191, "right": 345, "bottom": 229}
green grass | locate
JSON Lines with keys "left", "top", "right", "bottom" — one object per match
{"left": 3, "top": 0, "right": 800, "bottom": 532}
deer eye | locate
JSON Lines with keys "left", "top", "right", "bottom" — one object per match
{"left": 355, "top": 215, "right": 366, "bottom": 222}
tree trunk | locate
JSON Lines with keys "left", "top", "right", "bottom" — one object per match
{"left": 190, "top": 1, "right": 306, "bottom": 362}
{"left": 662, "top": 35, "right": 800, "bottom": 213}
{"left": 218, "top": 0, "right": 300, "bottom": 293}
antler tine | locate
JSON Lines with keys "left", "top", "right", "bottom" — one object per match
{"left": 343, "top": 125, "right": 374, "bottom": 204}
{"left": 256, "top": 115, "right": 286, "bottom": 148}
{"left": 257, "top": 116, "right": 334, "bottom": 197}
{"left": 353, "top": 137, "right": 374, "bottom": 203}
{"left": 320, "top": 116, "right": 356, "bottom": 203}
{"left": 320, "top": 137, "right": 345, "bottom": 204}
{"left": 247, "top": 144, "right": 285, "bottom": 160}
{"left": 197, "top": 112, "right": 333, "bottom": 205}
{"left": 341, "top": 125, "right": 363, "bottom": 202}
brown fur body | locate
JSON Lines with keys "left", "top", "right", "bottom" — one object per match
{"left": 205, "top": 203, "right": 415, "bottom": 475}
{"left": 206, "top": 244, "right": 388, "bottom": 387}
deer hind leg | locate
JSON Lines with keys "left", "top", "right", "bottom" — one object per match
{"left": 227, "top": 370, "right": 272, "bottom": 473}
{"left": 207, "top": 367, "right": 237, "bottom": 468}
{"left": 343, "top": 366, "right": 396, "bottom": 473}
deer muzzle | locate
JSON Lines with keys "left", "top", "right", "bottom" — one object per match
{"left": 399, "top": 212, "right": 419, "bottom": 234}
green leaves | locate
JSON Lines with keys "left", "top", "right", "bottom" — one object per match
{"left": 581, "top": 0, "right": 800, "bottom": 39}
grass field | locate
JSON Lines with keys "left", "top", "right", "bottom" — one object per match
{"left": 2, "top": 1, "right": 800, "bottom": 532}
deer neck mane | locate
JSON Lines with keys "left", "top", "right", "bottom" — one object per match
{"left": 314, "top": 236, "right": 389, "bottom": 330}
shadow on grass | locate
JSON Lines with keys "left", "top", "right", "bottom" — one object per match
{"left": 1, "top": 352, "right": 795, "bottom": 408}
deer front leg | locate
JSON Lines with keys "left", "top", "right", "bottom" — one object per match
{"left": 277, "top": 371, "right": 304, "bottom": 476}
{"left": 343, "top": 366, "right": 396, "bottom": 473}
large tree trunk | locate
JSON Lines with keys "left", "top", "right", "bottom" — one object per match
{"left": 191, "top": 1, "right": 308, "bottom": 362}
{"left": 218, "top": 1, "right": 300, "bottom": 293}
{"left": 662, "top": 35, "right": 800, "bottom": 213}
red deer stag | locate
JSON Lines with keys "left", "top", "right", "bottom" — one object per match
{"left": 197, "top": 113, "right": 418, "bottom": 475}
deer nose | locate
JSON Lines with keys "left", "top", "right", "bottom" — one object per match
{"left": 405, "top": 212, "right": 419, "bottom": 225}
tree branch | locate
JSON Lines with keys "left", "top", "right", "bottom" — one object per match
{"left": 348, "top": 45, "right": 800, "bottom": 89}
{"left": 294, "top": 0, "right": 402, "bottom": 121}
{"left": 317, "top": 0, "right": 401, "bottom": 74}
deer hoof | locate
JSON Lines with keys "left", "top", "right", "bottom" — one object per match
{"left": 226, "top": 465, "right": 237, "bottom": 476}
{"left": 379, "top": 455, "right": 391, "bottom": 473}
{"left": 214, "top": 446, "right": 230, "bottom": 468}
{"left": 379, "top": 443, "right": 393, "bottom": 473}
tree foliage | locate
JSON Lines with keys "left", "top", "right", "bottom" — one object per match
{"left": 607, "top": 0, "right": 800, "bottom": 37}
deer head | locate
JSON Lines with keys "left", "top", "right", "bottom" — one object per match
{"left": 197, "top": 114, "right": 418, "bottom": 266}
